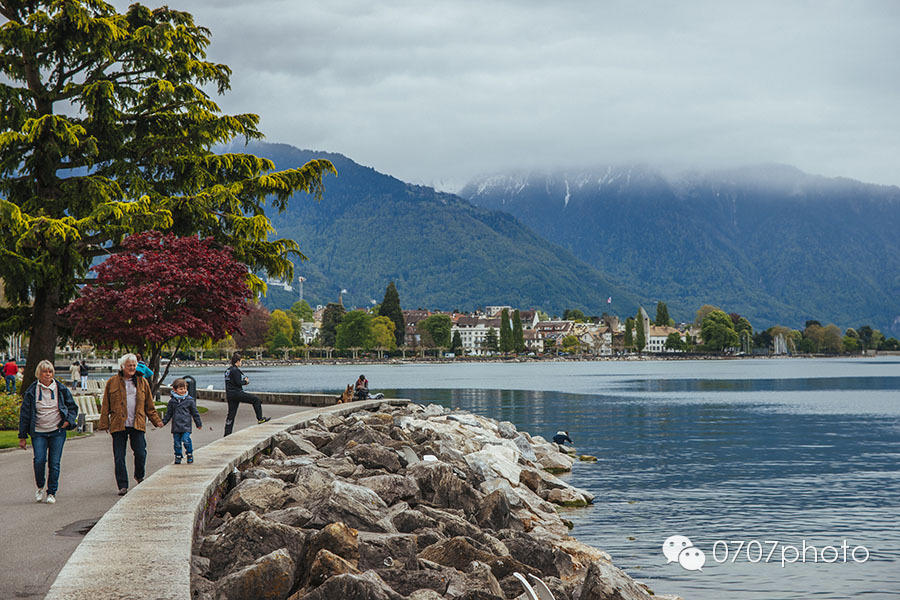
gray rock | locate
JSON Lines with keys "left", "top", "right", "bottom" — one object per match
{"left": 219, "top": 477, "right": 288, "bottom": 516}
{"left": 314, "top": 413, "right": 343, "bottom": 431}
{"left": 479, "top": 478, "right": 524, "bottom": 509}
{"left": 303, "top": 479, "right": 394, "bottom": 533}
{"left": 497, "top": 421, "right": 518, "bottom": 439}
{"left": 321, "top": 422, "right": 393, "bottom": 456}
{"left": 347, "top": 443, "right": 402, "bottom": 472}
{"left": 396, "top": 445, "right": 420, "bottom": 466}
{"left": 407, "top": 461, "right": 484, "bottom": 516}
{"left": 271, "top": 431, "right": 306, "bottom": 455}
{"left": 476, "top": 489, "right": 513, "bottom": 531}
{"left": 376, "top": 568, "right": 451, "bottom": 597}
{"left": 314, "top": 455, "right": 357, "bottom": 477}
{"left": 307, "top": 548, "right": 359, "bottom": 586}
{"left": 408, "top": 590, "right": 444, "bottom": 600}
{"left": 304, "top": 521, "right": 360, "bottom": 568}
{"left": 214, "top": 548, "right": 295, "bottom": 600}
{"left": 293, "top": 427, "right": 334, "bottom": 449}
{"left": 358, "top": 531, "right": 419, "bottom": 570}
{"left": 447, "top": 412, "right": 482, "bottom": 428}
{"left": 199, "top": 510, "right": 305, "bottom": 580}
{"left": 422, "top": 404, "right": 445, "bottom": 417}
{"left": 391, "top": 508, "right": 438, "bottom": 533}
{"left": 264, "top": 506, "right": 312, "bottom": 528}
{"left": 302, "top": 571, "right": 406, "bottom": 600}
{"left": 499, "top": 530, "right": 576, "bottom": 579}
{"left": 358, "top": 474, "right": 419, "bottom": 506}
{"left": 578, "top": 560, "right": 655, "bottom": 600}
{"left": 513, "top": 434, "right": 538, "bottom": 461}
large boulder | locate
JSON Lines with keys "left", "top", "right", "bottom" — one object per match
{"left": 320, "top": 422, "right": 392, "bottom": 456}
{"left": 499, "top": 530, "right": 577, "bottom": 580}
{"left": 219, "top": 477, "right": 288, "bottom": 516}
{"left": 464, "top": 445, "right": 521, "bottom": 485}
{"left": 406, "top": 461, "right": 484, "bottom": 516}
{"left": 314, "top": 455, "right": 358, "bottom": 477}
{"left": 300, "top": 571, "right": 406, "bottom": 600}
{"left": 346, "top": 443, "right": 402, "bottom": 473}
{"left": 307, "top": 549, "right": 359, "bottom": 587}
{"left": 305, "top": 521, "right": 360, "bottom": 567}
{"left": 213, "top": 548, "right": 296, "bottom": 600}
{"left": 497, "top": 421, "right": 518, "bottom": 439}
{"left": 578, "top": 560, "right": 655, "bottom": 600}
{"left": 292, "top": 427, "right": 334, "bottom": 449}
{"left": 358, "top": 474, "right": 419, "bottom": 506}
{"left": 199, "top": 510, "right": 306, "bottom": 581}
{"left": 358, "top": 532, "right": 419, "bottom": 570}
{"left": 303, "top": 480, "right": 394, "bottom": 532}
{"left": 476, "top": 489, "right": 513, "bottom": 532}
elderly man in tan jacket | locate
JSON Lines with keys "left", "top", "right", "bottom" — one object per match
{"left": 98, "top": 353, "right": 164, "bottom": 495}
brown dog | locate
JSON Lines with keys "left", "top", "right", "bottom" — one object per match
{"left": 339, "top": 384, "right": 354, "bottom": 404}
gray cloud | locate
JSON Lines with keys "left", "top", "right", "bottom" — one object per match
{"left": 120, "top": 0, "right": 900, "bottom": 189}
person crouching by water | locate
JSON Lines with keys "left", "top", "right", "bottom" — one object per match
{"left": 163, "top": 378, "right": 202, "bottom": 464}
{"left": 18, "top": 360, "right": 78, "bottom": 504}
{"left": 552, "top": 430, "right": 573, "bottom": 446}
{"left": 354, "top": 374, "right": 369, "bottom": 402}
{"left": 97, "top": 353, "right": 164, "bottom": 496}
{"left": 223, "top": 352, "right": 270, "bottom": 436}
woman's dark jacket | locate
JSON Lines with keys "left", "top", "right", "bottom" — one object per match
{"left": 18, "top": 379, "right": 79, "bottom": 439}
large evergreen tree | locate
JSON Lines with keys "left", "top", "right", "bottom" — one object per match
{"left": 378, "top": 281, "right": 405, "bottom": 346}
{"left": 320, "top": 303, "right": 345, "bottom": 347}
{"left": 512, "top": 309, "right": 525, "bottom": 353}
{"left": 484, "top": 327, "right": 499, "bottom": 352}
{"left": 0, "top": 1, "right": 335, "bottom": 390}
{"left": 624, "top": 317, "right": 634, "bottom": 350}
{"left": 499, "top": 308, "right": 513, "bottom": 353}
{"left": 635, "top": 310, "right": 646, "bottom": 353}
{"left": 654, "top": 302, "right": 670, "bottom": 326}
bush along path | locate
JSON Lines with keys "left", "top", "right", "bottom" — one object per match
{"left": 192, "top": 403, "right": 682, "bottom": 600}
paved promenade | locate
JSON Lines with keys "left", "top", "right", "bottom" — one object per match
{"left": 0, "top": 399, "right": 303, "bottom": 599}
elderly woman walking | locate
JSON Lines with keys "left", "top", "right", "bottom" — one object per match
{"left": 18, "top": 360, "right": 78, "bottom": 504}
{"left": 97, "top": 353, "right": 163, "bottom": 496}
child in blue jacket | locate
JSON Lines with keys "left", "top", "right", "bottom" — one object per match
{"left": 162, "top": 378, "right": 202, "bottom": 464}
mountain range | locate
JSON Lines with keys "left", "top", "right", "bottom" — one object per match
{"left": 246, "top": 142, "right": 637, "bottom": 316}
{"left": 245, "top": 141, "right": 899, "bottom": 334}
{"left": 461, "top": 164, "right": 900, "bottom": 333}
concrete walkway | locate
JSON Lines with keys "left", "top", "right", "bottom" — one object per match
{"left": 0, "top": 399, "right": 303, "bottom": 600}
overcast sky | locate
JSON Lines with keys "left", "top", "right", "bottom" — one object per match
{"left": 130, "top": 1, "right": 900, "bottom": 190}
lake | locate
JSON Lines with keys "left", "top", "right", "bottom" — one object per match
{"left": 176, "top": 357, "right": 900, "bottom": 600}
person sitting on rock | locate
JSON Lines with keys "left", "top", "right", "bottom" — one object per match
{"left": 552, "top": 430, "right": 573, "bottom": 445}
{"left": 354, "top": 374, "right": 369, "bottom": 402}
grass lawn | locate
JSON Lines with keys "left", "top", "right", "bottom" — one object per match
{"left": 0, "top": 429, "right": 88, "bottom": 449}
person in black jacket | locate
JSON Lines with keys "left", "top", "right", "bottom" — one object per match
{"left": 162, "top": 378, "right": 203, "bottom": 463}
{"left": 223, "top": 352, "right": 270, "bottom": 436}
{"left": 18, "top": 360, "right": 78, "bottom": 504}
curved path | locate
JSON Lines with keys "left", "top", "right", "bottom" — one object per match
{"left": 0, "top": 399, "right": 304, "bottom": 600}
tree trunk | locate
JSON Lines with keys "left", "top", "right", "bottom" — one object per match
{"left": 22, "top": 282, "right": 62, "bottom": 393}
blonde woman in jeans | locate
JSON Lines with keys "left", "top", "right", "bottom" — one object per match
{"left": 18, "top": 360, "right": 78, "bottom": 504}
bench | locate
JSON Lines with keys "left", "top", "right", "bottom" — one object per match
{"left": 84, "top": 379, "right": 105, "bottom": 394}
{"left": 75, "top": 395, "right": 100, "bottom": 433}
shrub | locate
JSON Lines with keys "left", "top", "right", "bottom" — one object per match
{"left": 0, "top": 393, "right": 21, "bottom": 430}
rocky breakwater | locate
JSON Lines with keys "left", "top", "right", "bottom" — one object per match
{"left": 192, "top": 403, "right": 680, "bottom": 600}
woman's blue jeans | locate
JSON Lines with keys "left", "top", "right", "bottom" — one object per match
{"left": 31, "top": 429, "right": 66, "bottom": 495}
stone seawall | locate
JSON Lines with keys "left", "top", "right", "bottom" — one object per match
{"left": 192, "top": 403, "right": 683, "bottom": 600}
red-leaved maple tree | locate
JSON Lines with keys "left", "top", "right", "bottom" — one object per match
{"left": 60, "top": 231, "right": 252, "bottom": 392}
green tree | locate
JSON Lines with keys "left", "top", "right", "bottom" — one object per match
{"left": 0, "top": 1, "right": 335, "bottom": 390}
{"left": 512, "top": 309, "right": 525, "bottom": 353}
{"left": 701, "top": 310, "right": 739, "bottom": 352}
{"left": 821, "top": 324, "right": 843, "bottom": 354}
{"left": 664, "top": 332, "right": 684, "bottom": 351}
{"left": 290, "top": 300, "right": 314, "bottom": 322}
{"left": 450, "top": 330, "right": 463, "bottom": 354}
{"left": 499, "top": 308, "right": 513, "bottom": 353}
{"left": 563, "top": 308, "right": 585, "bottom": 322}
{"left": 735, "top": 317, "right": 753, "bottom": 336}
{"left": 842, "top": 335, "right": 860, "bottom": 354}
{"left": 694, "top": 304, "right": 721, "bottom": 327}
{"left": 335, "top": 310, "right": 374, "bottom": 350}
{"left": 287, "top": 311, "right": 304, "bottom": 347}
{"left": 378, "top": 282, "right": 405, "bottom": 347}
{"left": 803, "top": 323, "right": 825, "bottom": 353}
{"left": 419, "top": 314, "right": 452, "bottom": 348}
{"left": 266, "top": 310, "right": 294, "bottom": 353}
{"left": 654, "top": 302, "right": 670, "bottom": 326}
{"left": 320, "top": 303, "right": 345, "bottom": 347}
{"left": 371, "top": 316, "right": 397, "bottom": 350}
{"left": 484, "top": 327, "right": 499, "bottom": 352}
{"left": 561, "top": 334, "right": 580, "bottom": 353}
{"left": 624, "top": 317, "right": 635, "bottom": 350}
{"left": 857, "top": 325, "right": 875, "bottom": 350}
{"left": 635, "top": 310, "right": 646, "bottom": 353}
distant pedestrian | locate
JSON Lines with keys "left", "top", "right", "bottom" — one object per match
{"left": 18, "top": 360, "right": 78, "bottom": 504}
{"left": 552, "top": 430, "right": 573, "bottom": 445}
{"left": 4, "top": 357, "right": 17, "bottom": 393}
{"left": 223, "top": 352, "right": 270, "bottom": 436}
{"left": 69, "top": 361, "right": 80, "bottom": 390}
{"left": 162, "top": 378, "right": 202, "bottom": 464}
{"left": 97, "top": 354, "right": 164, "bottom": 496}
{"left": 79, "top": 360, "right": 89, "bottom": 390}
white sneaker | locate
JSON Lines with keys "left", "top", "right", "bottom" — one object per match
{"left": 35, "top": 489, "right": 44, "bottom": 503}
{"left": 45, "top": 494, "right": 56, "bottom": 504}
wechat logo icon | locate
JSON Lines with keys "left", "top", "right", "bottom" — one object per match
{"left": 663, "top": 535, "right": 706, "bottom": 572}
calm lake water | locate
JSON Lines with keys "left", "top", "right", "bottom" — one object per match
{"left": 178, "top": 358, "right": 900, "bottom": 600}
